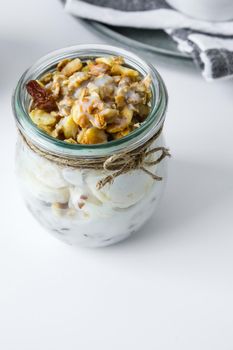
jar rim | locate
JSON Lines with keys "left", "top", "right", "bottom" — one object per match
{"left": 12, "top": 44, "right": 168, "bottom": 158}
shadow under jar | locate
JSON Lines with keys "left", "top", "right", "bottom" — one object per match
{"left": 12, "top": 45, "right": 169, "bottom": 248}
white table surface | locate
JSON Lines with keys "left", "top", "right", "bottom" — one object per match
{"left": 1, "top": 1, "right": 233, "bottom": 349}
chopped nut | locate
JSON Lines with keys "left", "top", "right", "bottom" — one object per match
{"left": 57, "top": 96, "right": 74, "bottom": 117}
{"left": 95, "top": 56, "right": 124, "bottom": 66}
{"left": 29, "top": 109, "right": 57, "bottom": 126}
{"left": 52, "top": 202, "right": 68, "bottom": 209}
{"left": 68, "top": 72, "right": 90, "bottom": 90}
{"left": 113, "top": 127, "right": 132, "bottom": 140}
{"left": 111, "top": 64, "right": 139, "bottom": 78}
{"left": 93, "top": 75, "right": 115, "bottom": 100}
{"left": 92, "top": 113, "right": 106, "bottom": 129}
{"left": 50, "top": 72, "right": 68, "bottom": 98}
{"left": 64, "top": 138, "right": 77, "bottom": 144}
{"left": 78, "top": 202, "right": 85, "bottom": 209}
{"left": 77, "top": 127, "right": 108, "bottom": 144}
{"left": 96, "top": 108, "right": 119, "bottom": 124}
{"left": 62, "top": 115, "right": 79, "bottom": 139}
{"left": 88, "top": 62, "right": 109, "bottom": 76}
{"left": 134, "top": 104, "right": 151, "bottom": 121}
{"left": 81, "top": 65, "right": 90, "bottom": 73}
{"left": 71, "top": 100, "right": 92, "bottom": 128}
{"left": 115, "top": 85, "right": 129, "bottom": 108}
{"left": 119, "top": 76, "right": 131, "bottom": 86}
{"left": 39, "top": 124, "right": 54, "bottom": 135}
{"left": 142, "top": 75, "right": 151, "bottom": 89}
{"left": 52, "top": 202, "right": 69, "bottom": 216}
{"left": 40, "top": 72, "right": 53, "bottom": 84}
{"left": 106, "top": 106, "right": 133, "bottom": 133}
{"left": 57, "top": 58, "right": 71, "bottom": 71}
{"left": 61, "top": 58, "right": 83, "bottom": 77}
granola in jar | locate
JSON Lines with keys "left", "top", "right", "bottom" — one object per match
{"left": 13, "top": 45, "right": 168, "bottom": 247}
{"left": 26, "top": 55, "right": 152, "bottom": 144}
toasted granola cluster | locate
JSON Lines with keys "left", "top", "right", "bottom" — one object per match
{"left": 26, "top": 56, "right": 152, "bottom": 144}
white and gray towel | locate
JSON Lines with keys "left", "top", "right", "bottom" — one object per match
{"left": 64, "top": 0, "right": 233, "bottom": 80}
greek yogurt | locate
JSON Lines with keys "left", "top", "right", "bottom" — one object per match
{"left": 16, "top": 135, "right": 167, "bottom": 247}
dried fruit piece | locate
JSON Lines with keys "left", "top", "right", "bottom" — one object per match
{"left": 26, "top": 80, "right": 57, "bottom": 112}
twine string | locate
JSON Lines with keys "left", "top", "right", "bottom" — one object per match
{"left": 20, "top": 125, "right": 170, "bottom": 189}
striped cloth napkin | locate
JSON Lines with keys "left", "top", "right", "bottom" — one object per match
{"left": 64, "top": 0, "right": 233, "bottom": 81}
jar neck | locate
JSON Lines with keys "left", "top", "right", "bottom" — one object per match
{"left": 12, "top": 44, "right": 168, "bottom": 158}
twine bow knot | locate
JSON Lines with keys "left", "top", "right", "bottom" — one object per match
{"left": 97, "top": 145, "right": 170, "bottom": 189}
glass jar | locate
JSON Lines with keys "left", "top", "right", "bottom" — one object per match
{"left": 12, "top": 44, "right": 168, "bottom": 248}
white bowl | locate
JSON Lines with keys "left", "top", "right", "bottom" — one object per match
{"left": 166, "top": 0, "right": 233, "bottom": 22}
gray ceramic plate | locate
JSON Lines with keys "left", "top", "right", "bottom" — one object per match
{"left": 82, "top": 20, "right": 191, "bottom": 59}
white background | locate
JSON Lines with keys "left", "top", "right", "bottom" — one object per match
{"left": 1, "top": 0, "right": 233, "bottom": 349}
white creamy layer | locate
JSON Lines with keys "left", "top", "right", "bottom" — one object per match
{"left": 16, "top": 136, "right": 167, "bottom": 247}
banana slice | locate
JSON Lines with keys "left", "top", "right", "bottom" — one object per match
{"left": 62, "top": 167, "right": 85, "bottom": 187}
{"left": 22, "top": 144, "right": 67, "bottom": 189}
{"left": 86, "top": 169, "right": 154, "bottom": 209}
{"left": 19, "top": 168, "right": 69, "bottom": 204}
